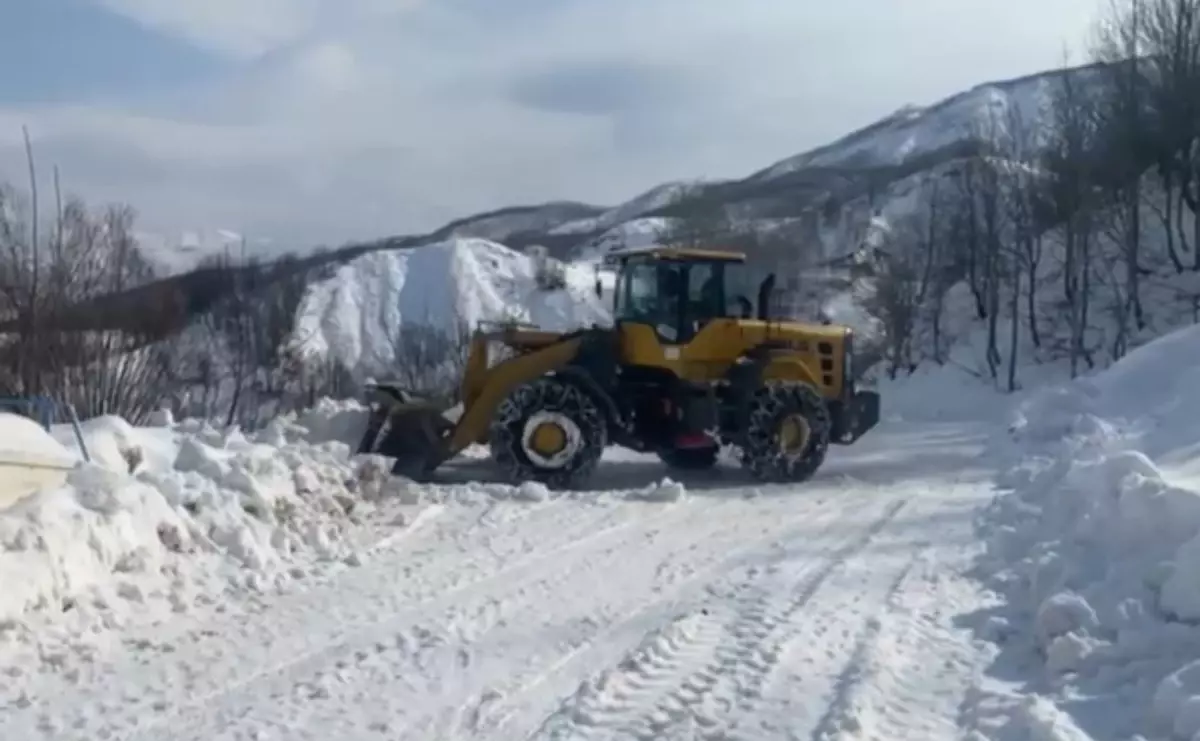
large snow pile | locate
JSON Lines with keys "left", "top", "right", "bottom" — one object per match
{"left": 289, "top": 238, "right": 610, "bottom": 380}
{"left": 0, "top": 399, "right": 411, "bottom": 638}
{"left": 975, "top": 323, "right": 1200, "bottom": 740}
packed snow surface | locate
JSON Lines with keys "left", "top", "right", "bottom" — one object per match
{"left": 977, "top": 323, "right": 1200, "bottom": 740}
{"left": 289, "top": 238, "right": 610, "bottom": 380}
{"left": 0, "top": 374, "right": 1022, "bottom": 741}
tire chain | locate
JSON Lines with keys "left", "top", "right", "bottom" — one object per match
{"left": 489, "top": 377, "right": 609, "bottom": 489}
{"left": 740, "top": 381, "right": 832, "bottom": 483}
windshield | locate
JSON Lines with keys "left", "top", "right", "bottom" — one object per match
{"left": 614, "top": 258, "right": 680, "bottom": 323}
{"left": 614, "top": 257, "right": 761, "bottom": 325}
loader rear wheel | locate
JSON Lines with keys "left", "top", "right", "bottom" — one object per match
{"left": 489, "top": 377, "right": 607, "bottom": 489}
{"left": 657, "top": 446, "right": 719, "bottom": 471}
{"left": 740, "top": 381, "right": 831, "bottom": 483}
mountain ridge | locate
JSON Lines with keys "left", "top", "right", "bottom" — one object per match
{"left": 30, "top": 60, "right": 1096, "bottom": 339}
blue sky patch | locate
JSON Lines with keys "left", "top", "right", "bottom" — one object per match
{"left": 0, "top": 0, "right": 226, "bottom": 104}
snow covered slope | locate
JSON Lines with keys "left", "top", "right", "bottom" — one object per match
{"left": 974, "top": 323, "right": 1200, "bottom": 740}
{"left": 289, "top": 238, "right": 610, "bottom": 380}
{"left": 572, "top": 217, "right": 671, "bottom": 262}
{"left": 749, "top": 67, "right": 1092, "bottom": 180}
{"left": 549, "top": 181, "right": 702, "bottom": 236}
{"left": 432, "top": 201, "right": 605, "bottom": 243}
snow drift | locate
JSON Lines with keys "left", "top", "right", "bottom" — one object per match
{"left": 288, "top": 238, "right": 610, "bottom": 381}
{"left": 977, "top": 323, "right": 1200, "bottom": 740}
{"left": 0, "top": 399, "right": 403, "bottom": 632}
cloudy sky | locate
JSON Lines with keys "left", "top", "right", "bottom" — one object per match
{"left": 0, "top": 0, "right": 1098, "bottom": 251}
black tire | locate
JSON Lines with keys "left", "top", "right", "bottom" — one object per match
{"left": 740, "top": 381, "right": 831, "bottom": 483}
{"left": 657, "top": 446, "right": 720, "bottom": 471}
{"left": 489, "top": 376, "right": 608, "bottom": 489}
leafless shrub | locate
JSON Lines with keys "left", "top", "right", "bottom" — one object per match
{"left": 0, "top": 133, "right": 179, "bottom": 423}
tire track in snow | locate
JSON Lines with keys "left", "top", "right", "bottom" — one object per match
{"left": 807, "top": 549, "right": 922, "bottom": 741}
{"left": 806, "top": 547, "right": 990, "bottom": 741}
{"left": 460, "top": 500, "right": 876, "bottom": 740}
{"left": 114, "top": 495, "right": 722, "bottom": 741}
{"left": 520, "top": 498, "right": 909, "bottom": 741}
{"left": 250, "top": 494, "right": 881, "bottom": 741}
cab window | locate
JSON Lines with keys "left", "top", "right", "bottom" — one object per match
{"left": 614, "top": 260, "right": 661, "bottom": 322}
{"left": 614, "top": 258, "right": 687, "bottom": 341}
{"left": 687, "top": 261, "right": 723, "bottom": 320}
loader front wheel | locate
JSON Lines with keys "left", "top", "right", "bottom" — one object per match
{"left": 489, "top": 377, "right": 608, "bottom": 489}
{"left": 740, "top": 381, "right": 831, "bottom": 483}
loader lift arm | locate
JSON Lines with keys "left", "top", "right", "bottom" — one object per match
{"left": 358, "top": 326, "right": 619, "bottom": 479}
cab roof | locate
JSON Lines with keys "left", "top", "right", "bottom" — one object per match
{"left": 605, "top": 245, "right": 747, "bottom": 264}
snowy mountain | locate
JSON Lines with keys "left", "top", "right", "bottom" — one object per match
{"left": 548, "top": 181, "right": 703, "bottom": 237}
{"left": 402, "top": 66, "right": 1096, "bottom": 265}
{"left": 133, "top": 65, "right": 1089, "bottom": 281}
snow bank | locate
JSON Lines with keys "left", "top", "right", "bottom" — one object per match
{"left": 0, "top": 398, "right": 406, "bottom": 636}
{"left": 977, "top": 324, "right": 1200, "bottom": 739}
{"left": 289, "top": 238, "right": 610, "bottom": 380}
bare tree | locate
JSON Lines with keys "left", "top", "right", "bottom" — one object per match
{"left": 1092, "top": 0, "right": 1154, "bottom": 350}
{"left": 0, "top": 155, "right": 175, "bottom": 423}
{"left": 1137, "top": 0, "right": 1200, "bottom": 270}
{"left": 1042, "top": 58, "right": 1103, "bottom": 376}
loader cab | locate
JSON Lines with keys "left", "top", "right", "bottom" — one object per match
{"left": 608, "top": 246, "right": 764, "bottom": 344}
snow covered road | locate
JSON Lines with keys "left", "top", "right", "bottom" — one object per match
{"left": 0, "top": 419, "right": 999, "bottom": 741}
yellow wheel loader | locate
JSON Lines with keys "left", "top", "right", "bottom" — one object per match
{"left": 356, "top": 246, "right": 881, "bottom": 488}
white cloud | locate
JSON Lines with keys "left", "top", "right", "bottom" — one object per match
{"left": 0, "top": 0, "right": 1101, "bottom": 251}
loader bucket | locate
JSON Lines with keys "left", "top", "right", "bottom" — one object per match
{"left": 357, "top": 384, "right": 456, "bottom": 478}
